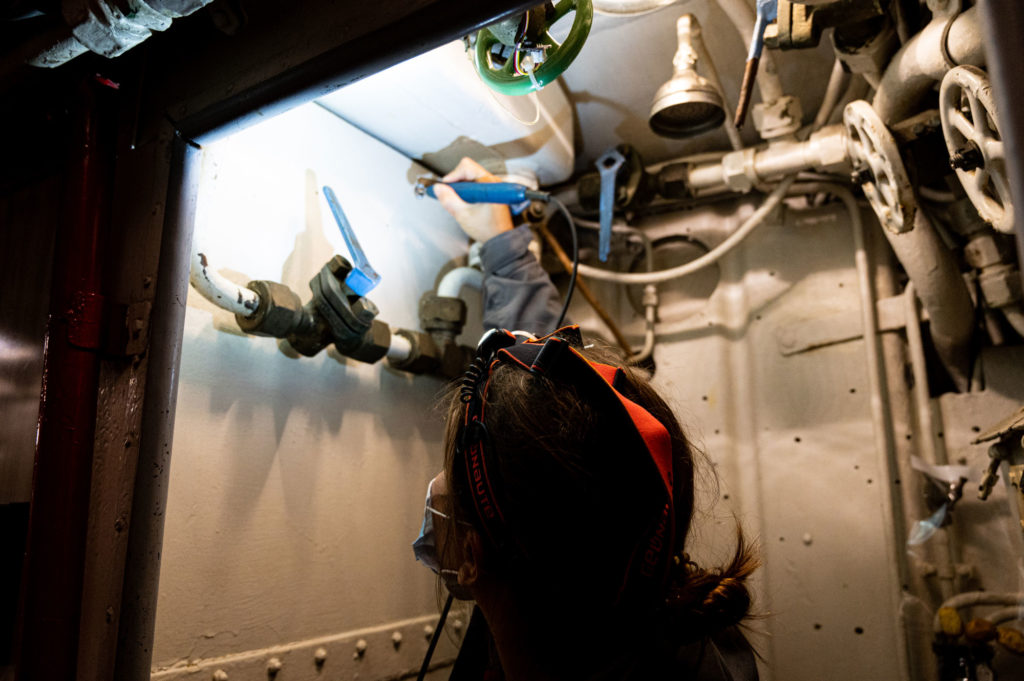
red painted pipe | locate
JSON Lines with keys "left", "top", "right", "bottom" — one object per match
{"left": 17, "top": 76, "right": 117, "bottom": 680}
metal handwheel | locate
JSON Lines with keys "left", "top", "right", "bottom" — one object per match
{"left": 844, "top": 99, "right": 916, "bottom": 234}
{"left": 475, "top": 0, "right": 593, "bottom": 96}
{"left": 940, "top": 65, "right": 1013, "bottom": 234}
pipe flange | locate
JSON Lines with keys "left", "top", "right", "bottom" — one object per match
{"left": 843, "top": 100, "right": 916, "bottom": 234}
{"left": 940, "top": 66, "right": 1013, "bottom": 234}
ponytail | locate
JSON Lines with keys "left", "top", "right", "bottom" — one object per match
{"left": 663, "top": 529, "right": 760, "bottom": 636}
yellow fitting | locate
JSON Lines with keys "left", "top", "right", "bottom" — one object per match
{"left": 997, "top": 626, "right": 1024, "bottom": 655}
{"left": 938, "top": 607, "right": 964, "bottom": 637}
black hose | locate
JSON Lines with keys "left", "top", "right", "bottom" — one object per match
{"left": 548, "top": 195, "right": 578, "bottom": 330}
{"left": 416, "top": 593, "right": 454, "bottom": 681}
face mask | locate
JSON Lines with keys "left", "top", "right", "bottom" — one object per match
{"left": 412, "top": 475, "right": 475, "bottom": 600}
{"left": 412, "top": 476, "right": 445, "bottom": 572}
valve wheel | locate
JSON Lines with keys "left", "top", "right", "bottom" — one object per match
{"left": 940, "top": 65, "right": 1013, "bottom": 233}
{"left": 475, "top": 0, "right": 593, "bottom": 96}
{"left": 843, "top": 100, "right": 916, "bottom": 234}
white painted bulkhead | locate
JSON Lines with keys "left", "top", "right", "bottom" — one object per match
{"left": 152, "top": 23, "right": 1024, "bottom": 681}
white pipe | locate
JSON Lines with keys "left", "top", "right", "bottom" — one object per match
{"left": 593, "top": 0, "right": 677, "bottom": 16}
{"left": 689, "top": 16, "right": 743, "bottom": 151}
{"left": 837, "top": 182, "right": 915, "bottom": 678}
{"left": 576, "top": 175, "right": 796, "bottom": 284}
{"left": 987, "top": 606, "right": 1024, "bottom": 625}
{"left": 386, "top": 333, "right": 413, "bottom": 362}
{"left": 905, "top": 284, "right": 937, "bottom": 464}
{"left": 905, "top": 282, "right": 959, "bottom": 601}
{"left": 934, "top": 592, "right": 1024, "bottom": 632}
{"left": 884, "top": 211, "right": 974, "bottom": 391}
{"left": 841, "top": 184, "right": 897, "bottom": 528}
{"left": 629, "top": 289, "right": 657, "bottom": 364}
{"left": 1003, "top": 305, "right": 1024, "bottom": 338}
{"left": 811, "top": 59, "right": 849, "bottom": 133}
{"left": 681, "top": 124, "right": 849, "bottom": 194}
{"left": 437, "top": 267, "right": 483, "bottom": 299}
{"left": 713, "top": 0, "right": 784, "bottom": 103}
{"left": 873, "top": 5, "right": 984, "bottom": 124}
{"left": 189, "top": 247, "right": 260, "bottom": 317}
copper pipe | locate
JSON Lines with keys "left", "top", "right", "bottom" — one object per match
{"left": 537, "top": 223, "right": 634, "bottom": 356}
{"left": 734, "top": 57, "right": 759, "bottom": 129}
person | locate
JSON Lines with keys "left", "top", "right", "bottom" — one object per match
{"left": 414, "top": 158, "right": 759, "bottom": 681}
{"left": 431, "top": 158, "right": 564, "bottom": 334}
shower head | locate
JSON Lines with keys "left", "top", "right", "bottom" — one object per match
{"left": 649, "top": 14, "right": 726, "bottom": 139}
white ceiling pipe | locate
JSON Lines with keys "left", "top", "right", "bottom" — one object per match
{"left": 683, "top": 123, "right": 849, "bottom": 194}
{"left": 872, "top": 5, "right": 984, "bottom": 124}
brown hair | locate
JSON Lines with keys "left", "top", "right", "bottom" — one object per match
{"left": 441, "top": 343, "right": 758, "bottom": 642}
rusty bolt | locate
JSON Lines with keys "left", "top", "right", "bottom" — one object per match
{"left": 950, "top": 143, "right": 984, "bottom": 171}
{"left": 851, "top": 167, "right": 874, "bottom": 186}
{"left": 314, "top": 647, "right": 328, "bottom": 667}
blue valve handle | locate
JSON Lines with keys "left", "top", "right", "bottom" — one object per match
{"left": 322, "top": 185, "right": 381, "bottom": 297}
{"left": 749, "top": 0, "right": 778, "bottom": 60}
{"left": 596, "top": 148, "right": 625, "bottom": 263}
{"left": 419, "top": 181, "right": 546, "bottom": 205}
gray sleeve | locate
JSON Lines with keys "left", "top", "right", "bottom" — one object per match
{"left": 479, "top": 225, "right": 564, "bottom": 334}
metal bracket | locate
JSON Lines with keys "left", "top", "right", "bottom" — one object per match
{"left": 776, "top": 294, "right": 920, "bottom": 356}
{"left": 764, "top": 0, "right": 886, "bottom": 50}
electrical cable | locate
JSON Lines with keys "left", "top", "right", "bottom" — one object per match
{"left": 416, "top": 593, "right": 454, "bottom": 681}
{"left": 548, "top": 195, "right": 579, "bottom": 329}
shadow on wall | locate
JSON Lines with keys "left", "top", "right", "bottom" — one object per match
{"left": 179, "top": 155, "right": 454, "bottom": 524}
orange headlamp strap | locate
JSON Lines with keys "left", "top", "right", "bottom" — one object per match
{"left": 456, "top": 326, "right": 676, "bottom": 604}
